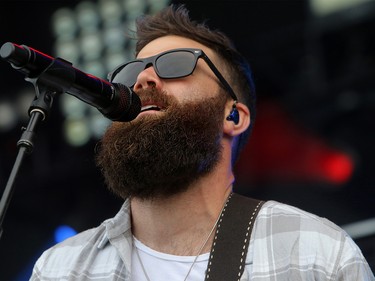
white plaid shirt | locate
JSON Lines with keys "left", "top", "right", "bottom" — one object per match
{"left": 31, "top": 198, "right": 374, "bottom": 280}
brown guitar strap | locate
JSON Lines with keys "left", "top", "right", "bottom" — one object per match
{"left": 205, "top": 193, "right": 265, "bottom": 281}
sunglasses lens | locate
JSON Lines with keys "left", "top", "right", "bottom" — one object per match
{"left": 110, "top": 50, "right": 197, "bottom": 86}
{"left": 111, "top": 61, "right": 145, "bottom": 87}
{"left": 156, "top": 51, "right": 196, "bottom": 78}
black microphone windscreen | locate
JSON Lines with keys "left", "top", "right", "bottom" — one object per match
{"left": 106, "top": 83, "right": 141, "bottom": 122}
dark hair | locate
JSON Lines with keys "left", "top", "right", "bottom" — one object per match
{"left": 134, "top": 4, "right": 256, "bottom": 164}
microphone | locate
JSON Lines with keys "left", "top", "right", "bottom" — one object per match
{"left": 0, "top": 42, "right": 141, "bottom": 122}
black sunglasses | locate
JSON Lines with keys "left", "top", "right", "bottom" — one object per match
{"left": 107, "top": 48, "right": 238, "bottom": 101}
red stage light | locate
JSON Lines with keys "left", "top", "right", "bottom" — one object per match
{"left": 321, "top": 152, "right": 354, "bottom": 185}
{"left": 235, "top": 101, "right": 355, "bottom": 186}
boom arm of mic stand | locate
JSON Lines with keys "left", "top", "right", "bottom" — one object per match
{"left": 0, "top": 84, "right": 56, "bottom": 240}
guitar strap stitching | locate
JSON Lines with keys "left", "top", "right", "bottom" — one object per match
{"left": 236, "top": 200, "right": 263, "bottom": 280}
{"left": 205, "top": 193, "right": 265, "bottom": 280}
{"left": 206, "top": 193, "right": 232, "bottom": 277}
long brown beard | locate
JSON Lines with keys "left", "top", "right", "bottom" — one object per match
{"left": 95, "top": 87, "right": 227, "bottom": 200}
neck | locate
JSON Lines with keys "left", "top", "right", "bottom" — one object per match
{"left": 130, "top": 166, "right": 234, "bottom": 256}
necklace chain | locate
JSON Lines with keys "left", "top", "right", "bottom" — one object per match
{"left": 133, "top": 193, "right": 231, "bottom": 281}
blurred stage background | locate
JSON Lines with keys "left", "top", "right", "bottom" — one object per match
{"left": 0, "top": 0, "right": 374, "bottom": 279}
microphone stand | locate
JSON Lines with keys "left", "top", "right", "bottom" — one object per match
{"left": 0, "top": 79, "right": 57, "bottom": 240}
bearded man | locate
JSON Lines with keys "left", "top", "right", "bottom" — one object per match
{"left": 31, "top": 5, "right": 374, "bottom": 281}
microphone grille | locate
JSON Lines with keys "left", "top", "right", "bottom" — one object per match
{"left": 110, "top": 83, "right": 141, "bottom": 122}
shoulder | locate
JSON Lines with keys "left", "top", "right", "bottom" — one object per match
{"left": 31, "top": 225, "right": 107, "bottom": 277}
{"left": 253, "top": 200, "right": 353, "bottom": 251}
{"left": 31, "top": 201, "right": 132, "bottom": 280}
{"left": 247, "top": 200, "right": 374, "bottom": 280}
{"left": 257, "top": 200, "right": 342, "bottom": 231}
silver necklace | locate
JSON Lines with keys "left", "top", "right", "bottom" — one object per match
{"left": 133, "top": 193, "right": 230, "bottom": 281}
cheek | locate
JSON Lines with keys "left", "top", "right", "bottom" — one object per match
{"left": 166, "top": 77, "right": 221, "bottom": 103}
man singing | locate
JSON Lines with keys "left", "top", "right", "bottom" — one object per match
{"left": 31, "top": 4, "right": 374, "bottom": 281}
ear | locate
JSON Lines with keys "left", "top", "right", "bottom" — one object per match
{"left": 223, "top": 101, "right": 250, "bottom": 137}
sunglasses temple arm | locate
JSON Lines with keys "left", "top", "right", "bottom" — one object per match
{"left": 202, "top": 55, "right": 238, "bottom": 101}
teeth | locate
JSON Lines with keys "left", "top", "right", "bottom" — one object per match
{"left": 141, "top": 105, "right": 160, "bottom": 112}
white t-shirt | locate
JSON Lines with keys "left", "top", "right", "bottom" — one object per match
{"left": 132, "top": 237, "right": 210, "bottom": 281}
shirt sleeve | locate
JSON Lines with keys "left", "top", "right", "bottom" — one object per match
{"left": 335, "top": 234, "right": 375, "bottom": 280}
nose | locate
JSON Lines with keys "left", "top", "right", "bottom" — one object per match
{"left": 133, "top": 65, "right": 163, "bottom": 91}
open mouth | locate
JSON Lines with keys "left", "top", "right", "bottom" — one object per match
{"left": 140, "top": 105, "right": 162, "bottom": 113}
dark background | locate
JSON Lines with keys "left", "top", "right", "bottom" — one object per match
{"left": 0, "top": 0, "right": 374, "bottom": 279}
